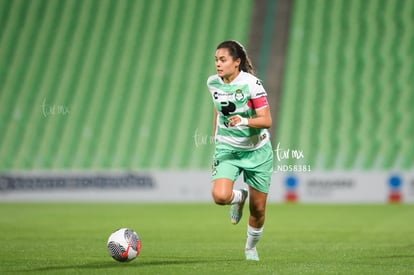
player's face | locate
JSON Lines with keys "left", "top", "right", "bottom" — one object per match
{"left": 215, "top": 48, "right": 241, "bottom": 83}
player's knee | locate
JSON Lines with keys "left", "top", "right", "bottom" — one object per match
{"left": 250, "top": 204, "right": 266, "bottom": 218}
{"left": 212, "top": 190, "right": 232, "bottom": 205}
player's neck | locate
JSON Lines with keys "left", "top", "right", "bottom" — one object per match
{"left": 222, "top": 70, "right": 241, "bottom": 83}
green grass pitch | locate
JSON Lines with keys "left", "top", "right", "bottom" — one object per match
{"left": 0, "top": 203, "right": 413, "bottom": 274}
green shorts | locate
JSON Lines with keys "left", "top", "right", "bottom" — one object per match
{"left": 211, "top": 141, "right": 274, "bottom": 193}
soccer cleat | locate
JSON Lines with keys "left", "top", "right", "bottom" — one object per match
{"left": 230, "top": 188, "right": 248, "bottom": 225}
{"left": 245, "top": 247, "right": 260, "bottom": 261}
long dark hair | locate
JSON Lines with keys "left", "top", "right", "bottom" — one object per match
{"left": 216, "top": 40, "right": 255, "bottom": 76}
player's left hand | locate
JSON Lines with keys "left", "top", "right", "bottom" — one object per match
{"left": 228, "top": 115, "right": 248, "bottom": 127}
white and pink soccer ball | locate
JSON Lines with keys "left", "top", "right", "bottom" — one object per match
{"left": 107, "top": 228, "right": 141, "bottom": 262}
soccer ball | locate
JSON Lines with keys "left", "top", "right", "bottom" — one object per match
{"left": 107, "top": 228, "right": 141, "bottom": 262}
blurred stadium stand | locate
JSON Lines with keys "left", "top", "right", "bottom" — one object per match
{"left": 277, "top": 0, "right": 414, "bottom": 171}
{"left": 0, "top": 0, "right": 252, "bottom": 171}
{"left": 0, "top": 0, "right": 413, "bottom": 202}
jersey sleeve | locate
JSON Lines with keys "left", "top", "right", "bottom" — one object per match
{"left": 206, "top": 75, "right": 219, "bottom": 98}
{"left": 250, "top": 78, "right": 267, "bottom": 99}
{"left": 250, "top": 78, "right": 269, "bottom": 110}
{"left": 206, "top": 76, "right": 213, "bottom": 92}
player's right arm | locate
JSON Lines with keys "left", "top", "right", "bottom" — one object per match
{"left": 212, "top": 108, "right": 218, "bottom": 138}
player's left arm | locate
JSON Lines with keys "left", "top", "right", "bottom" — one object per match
{"left": 246, "top": 104, "right": 272, "bottom": 129}
{"left": 228, "top": 102, "right": 272, "bottom": 129}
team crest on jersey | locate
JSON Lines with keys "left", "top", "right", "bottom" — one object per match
{"left": 234, "top": 89, "right": 244, "bottom": 101}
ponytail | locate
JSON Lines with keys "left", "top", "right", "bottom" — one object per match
{"left": 216, "top": 40, "right": 255, "bottom": 76}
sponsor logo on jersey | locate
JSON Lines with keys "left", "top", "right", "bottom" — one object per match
{"left": 255, "top": 91, "right": 266, "bottom": 97}
{"left": 214, "top": 91, "right": 228, "bottom": 99}
{"left": 214, "top": 91, "right": 235, "bottom": 101}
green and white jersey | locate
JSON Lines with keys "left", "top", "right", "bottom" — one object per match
{"left": 207, "top": 71, "right": 270, "bottom": 151}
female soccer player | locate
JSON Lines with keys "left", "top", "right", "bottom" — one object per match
{"left": 207, "top": 40, "right": 274, "bottom": 261}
